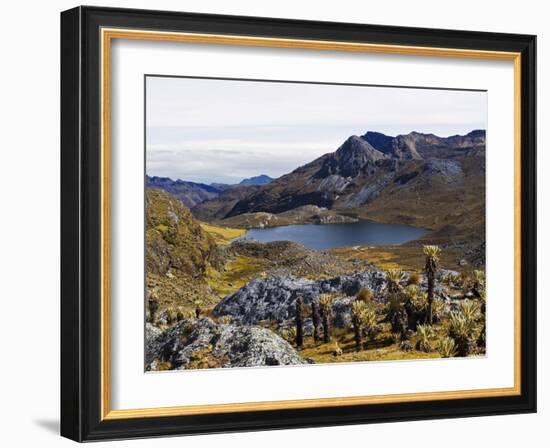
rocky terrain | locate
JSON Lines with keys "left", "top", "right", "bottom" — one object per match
{"left": 213, "top": 273, "right": 386, "bottom": 325}
{"left": 145, "top": 188, "right": 369, "bottom": 310}
{"left": 144, "top": 129, "right": 487, "bottom": 370}
{"left": 219, "top": 205, "right": 357, "bottom": 229}
{"left": 181, "top": 130, "right": 486, "bottom": 253}
{"left": 146, "top": 317, "right": 306, "bottom": 370}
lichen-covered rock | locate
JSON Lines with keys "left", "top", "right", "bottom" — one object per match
{"left": 145, "top": 318, "right": 307, "bottom": 370}
{"left": 213, "top": 272, "right": 385, "bottom": 326}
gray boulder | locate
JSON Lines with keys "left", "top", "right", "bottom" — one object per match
{"left": 213, "top": 272, "right": 385, "bottom": 326}
{"left": 145, "top": 318, "right": 306, "bottom": 370}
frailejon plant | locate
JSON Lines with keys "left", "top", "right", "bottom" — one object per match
{"left": 423, "top": 245, "right": 441, "bottom": 325}
{"left": 385, "top": 270, "right": 409, "bottom": 339}
{"left": 408, "top": 271, "right": 421, "bottom": 286}
{"left": 386, "top": 269, "right": 405, "bottom": 295}
{"left": 448, "top": 311, "right": 477, "bottom": 356}
{"left": 403, "top": 285, "right": 426, "bottom": 330}
{"left": 356, "top": 288, "right": 374, "bottom": 302}
{"left": 295, "top": 295, "right": 304, "bottom": 349}
{"left": 351, "top": 301, "right": 379, "bottom": 351}
{"left": 460, "top": 299, "right": 480, "bottom": 321}
{"left": 472, "top": 269, "right": 486, "bottom": 298}
{"left": 386, "top": 296, "right": 408, "bottom": 341}
{"left": 218, "top": 315, "right": 233, "bottom": 325}
{"left": 332, "top": 341, "right": 343, "bottom": 357}
{"left": 415, "top": 324, "right": 434, "bottom": 352}
{"left": 432, "top": 298, "right": 445, "bottom": 322}
{"left": 479, "top": 288, "right": 487, "bottom": 315}
{"left": 311, "top": 300, "right": 322, "bottom": 343}
{"left": 148, "top": 291, "right": 159, "bottom": 323}
{"left": 363, "top": 308, "right": 379, "bottom": 341}
{"left": 281, "top": 326, "right": 296, "bottom": 344}
{"left": 438, "top": 337, "right": 457, "bottom": 358}
{"left": 351, "top": 300, "right": 368, "bottom": 351}
{"left": 319, "top": 294, "right": 333, "bottom": 343}
{"left": 194, "top": 299, "right": 203, "bottom": 319}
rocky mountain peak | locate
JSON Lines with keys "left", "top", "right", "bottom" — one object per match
{"left": 467, "top": 129, "right": 486, "bottom": 138}
{"left": 316, "top": 135, "right": 387, "bottom": 178}
{"left": 361, "top": 131, "right": 394, "bottom": 154}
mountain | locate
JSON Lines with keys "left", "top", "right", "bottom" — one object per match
{"left": 145, "top": 175, "right": 273, "bottom": 209}
{"left": 146, "top": 187, "right": 221, "bottom": 279}
{"left": 220, "top": 130, "right": 485, "bottom": 242}
{"left": 145, "top": 188, "right": 225, "bottom": 307}
{"left": 146, "top": 175, "right": 224, "bottom": 208}
{"left": 191, "top": 184, "right": 262, "bottom": 221}
{"left": 238, "top": 174, "right": 274, "bottom": 186}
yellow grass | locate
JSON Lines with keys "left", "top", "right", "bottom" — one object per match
{"left": 200, "top": 222, "right": 246, "bottom": 245}
{"left": 298, "top": 332, "right": 441, "bottom": 363}
{"left": 206, "top": 255, "right": 267, "bottom": 299}
{"left": 330, "top": 244, "right": 464, "bottom": 272}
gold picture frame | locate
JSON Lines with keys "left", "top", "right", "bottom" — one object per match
{"left": 61, "top": 6, "right": 536, "bottom": 441}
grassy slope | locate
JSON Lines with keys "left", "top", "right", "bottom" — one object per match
{"left": 329, "top": 244, "right": 464, "bottom": 272}
{"left": 147, "top": 188, "right": 256, "bottom": 312}
{"left": 199, "top": 222, "right": 265, "bottom": 298}
{"left": 200, "top": 222, "right": 246, "bottom": 244}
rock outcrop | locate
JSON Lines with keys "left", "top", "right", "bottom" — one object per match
{"left": 224, "top": 129, "right": 485, "bottom": 219}
{"left": 213, "top": 272, "right": 386, "bottom": 326}
{"left": 145, "top": 318, "right": 307, "bottom": 370}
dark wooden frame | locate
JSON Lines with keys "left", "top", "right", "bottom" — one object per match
{"left": 61, "top": 5, "right": 537, "bottom": 442}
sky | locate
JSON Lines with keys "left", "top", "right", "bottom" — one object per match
{"left": 146, "top": 76, "right": 487, "bottom": 185}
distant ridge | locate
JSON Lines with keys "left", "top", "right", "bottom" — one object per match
{"left": 146, "top": 175, "right": 224, "bottom": 209}
{"left": 146, "top": 174, "right": 273, "bottom": 209}
{"left": 239, "top": 174, "right": 274, "bottom": 186}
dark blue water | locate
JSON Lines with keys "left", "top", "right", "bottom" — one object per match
{"left": 237, "top": 220, "right": 428, "bottom": 251}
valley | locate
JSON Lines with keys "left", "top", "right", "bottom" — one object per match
{"left": 145, "top": 129, "right": 487, "bottom": 371}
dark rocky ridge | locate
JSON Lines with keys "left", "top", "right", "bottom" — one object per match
{"left": 224, "top": 130, "right": 485, "bottom": 220}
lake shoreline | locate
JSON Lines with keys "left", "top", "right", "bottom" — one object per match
{"left": 232, "top": 219, "right": 429, "bottom": 251}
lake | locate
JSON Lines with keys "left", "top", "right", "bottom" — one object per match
{"left": 237, "top": 220, "right": 428, "bottom": 251}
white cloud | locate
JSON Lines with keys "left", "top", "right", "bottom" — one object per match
{"left": 146, "top": 76, "right": 487, "bottom": 183}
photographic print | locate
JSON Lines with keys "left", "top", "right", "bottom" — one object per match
{"left": 144, "top": 76, "right": 487, "bottom": 371}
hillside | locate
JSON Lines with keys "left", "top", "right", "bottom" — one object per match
{"left": 145, "top": 188, "right": 367, "bottom": 312}
{"left": 208, "top": 130, "right": 486, "bottom": 245}
{"left": 191, "top": 184, "right": 261, "bottom": 221}
{"left": 145, "top": 188, "right": 227, "bottom": 309}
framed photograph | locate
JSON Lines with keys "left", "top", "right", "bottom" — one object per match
{"left": 61, "top": 6, "right": 536, "bottom": 441}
